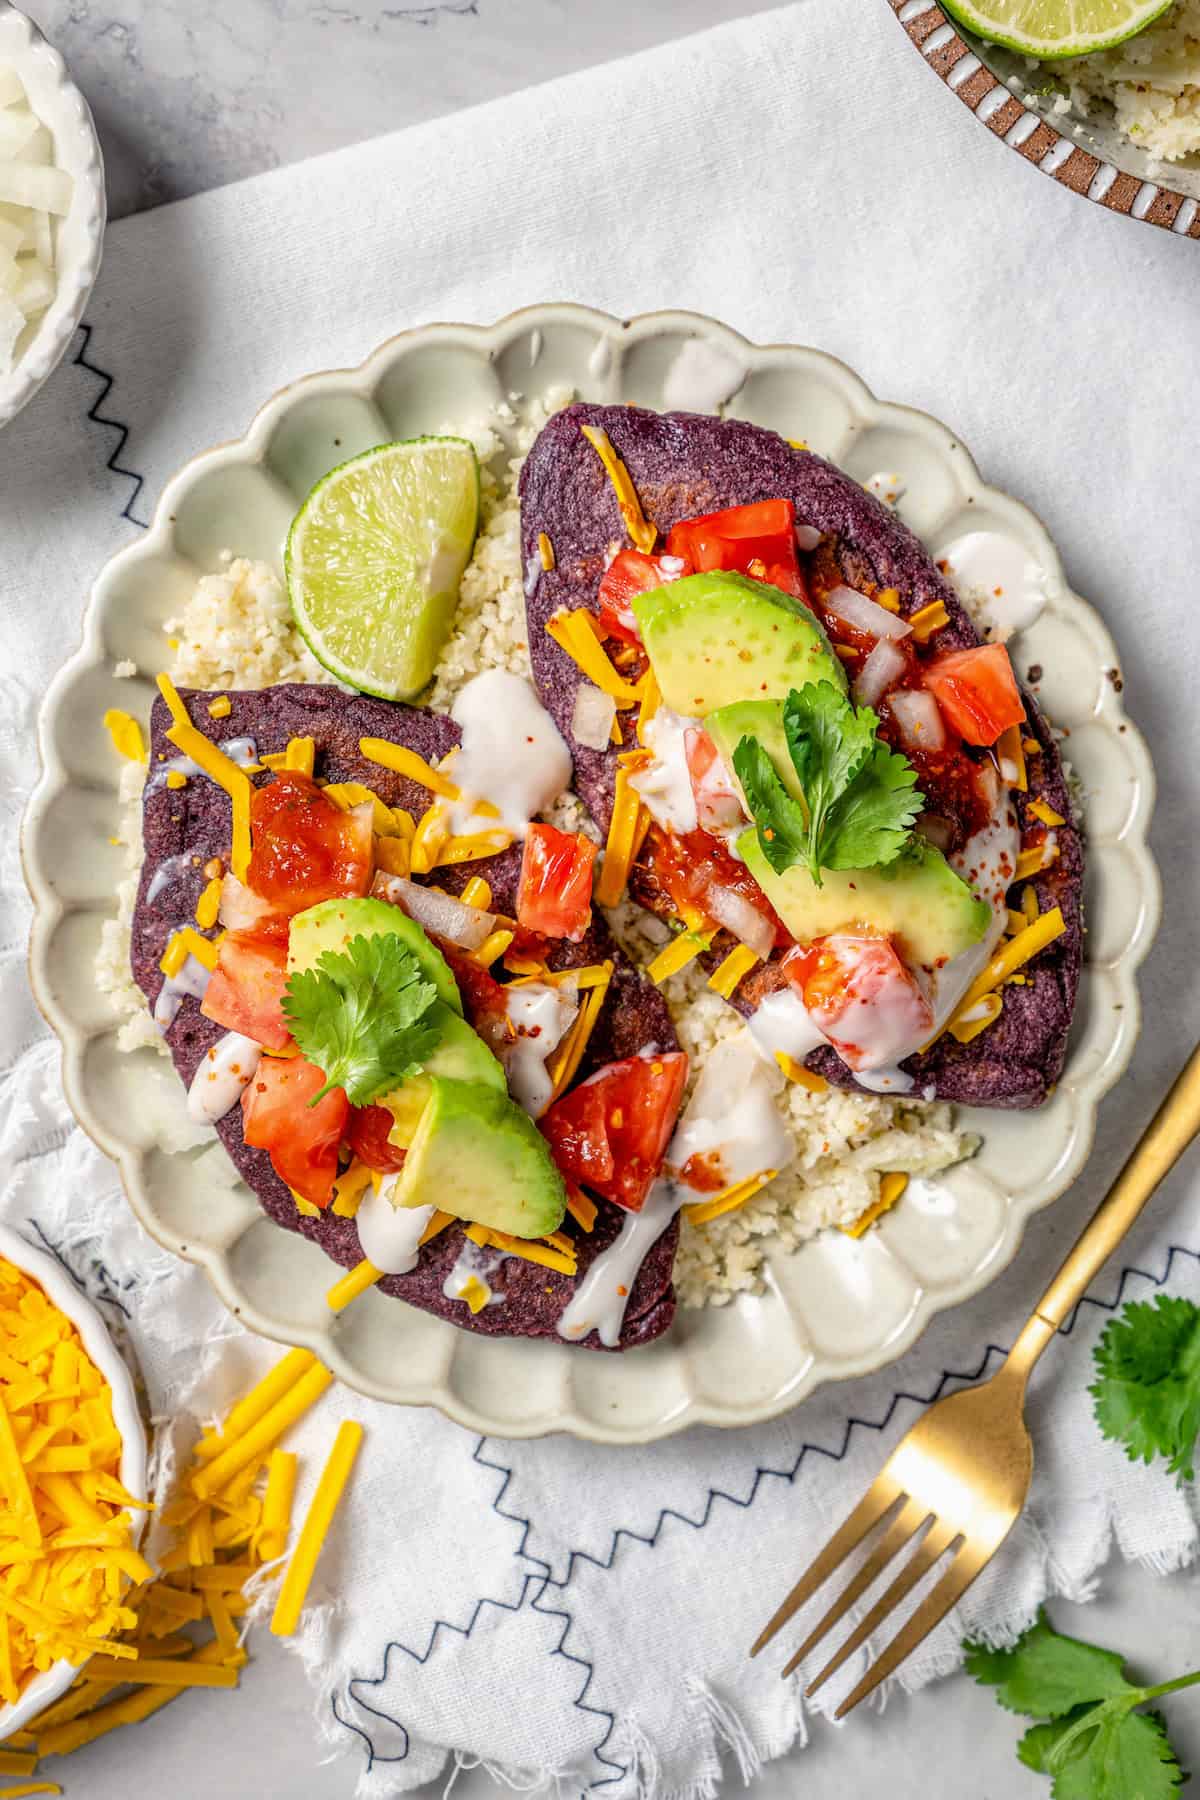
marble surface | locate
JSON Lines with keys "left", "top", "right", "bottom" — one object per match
{"left": 10, "top": 3, "right": 1200, "bottom": 1797}
{"left": 21, "top": 0, "right": 777, "bottom": 219}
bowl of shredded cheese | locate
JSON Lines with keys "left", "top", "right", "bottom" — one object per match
{"left": 0, "top": 3, "right": 105, "bottom": 429}
{"left": 0, "top": 1221, "right": 148, "bottom": 1740}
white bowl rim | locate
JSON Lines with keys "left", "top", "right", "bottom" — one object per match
{"left": 0, "top": 1219, "right": 148, "bottom": 1737}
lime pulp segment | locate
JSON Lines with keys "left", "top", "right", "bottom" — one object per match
{"left": 286, "top": 436, "right": 480, "bottom": 701}
{"left": 938, "top": 0, "right": 1173, "bottom": 58}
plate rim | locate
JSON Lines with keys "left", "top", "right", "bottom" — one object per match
{"left": 23, "top": 301, "right": 1162, "bottom": 1442}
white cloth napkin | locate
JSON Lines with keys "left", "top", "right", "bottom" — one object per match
{"left": 2, "top": 2, "right": 1199, "bottom": 1793}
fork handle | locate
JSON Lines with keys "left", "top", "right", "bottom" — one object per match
{"left": 1005, "top": 1042, "right": 1200, "bottom": 1379}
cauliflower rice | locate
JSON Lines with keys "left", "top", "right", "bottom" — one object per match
{"left": 96, "top": 389, "right": 974, "bottom": 1308}
{"left": 1045, "top": 1, "right": 1200, "bottom": 166}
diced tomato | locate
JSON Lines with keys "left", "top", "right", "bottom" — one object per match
{"left": 246, "top": 772, "right": 374, "bottom": 913}
{"left": 438, "top": 944, "right": 509, "bottom": 1036}
{"left": 540, "top": 1051, "right": 689, "bottom": 1213}
{"left": 516, "top": 823, "right": 597, "bottom": 944}
{"left": 201, "top": 929, "right": 293, "bottom": 1051}
{"left": 783, "top": 934, "right": 933, "bottom": 1071}
{"left": 666, "top": 500, "right": 806, "bottom": 601}
{"left": 346, "top": 1103, "right": 406, "bottom": 1174}
{"left": 596, "top": 549, "right": 691, "bottom": 645}
{"left": 923, "top": 644, "right": 1025, "bottom": 748}
{"left": 639, "top": 825, "right": 790, "bottom": 950}
{"left": 684, "top": 727, "right": 747, "bottom": 834}
{"left": 241, "top": 1055, "right": 349, "bottom": 1207}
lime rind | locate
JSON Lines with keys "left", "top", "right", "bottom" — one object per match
{"left": 286, "top": 435, "right": 480, "bottom": 702}
{"left": 939, "top": 0, "right": 1174, "bottom": 60}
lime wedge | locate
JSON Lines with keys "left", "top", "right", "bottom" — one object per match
{"left": 286, "top": 437, "right": 480, "bottom": 700}
{"left": 940, "top": 0, "right": 1172, "bottom": 58}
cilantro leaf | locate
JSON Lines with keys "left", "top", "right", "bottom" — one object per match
{"left": 734, "top": 681, "right": 923, "bottom": 886}
{"left": 733, "top": 737, "right": 809, "bottom": 876}
{"left": 1090, "top": 1295, "right": 1200, "bottom": 1481}
{"left": 968, "top": 1610, "right": 1194, "bottom": 1800}
{"left": 783, "top": 682, "right": 878, "bottom": 878}
{"left": 964, "top": 1610, "right": 1131, "bottom": 1717}
{"left": 282, "top": 932, "right": 441, "bottom": 1106}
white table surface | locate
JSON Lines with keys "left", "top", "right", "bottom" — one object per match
{"left": 12, "top": 3, "right": 1200, "bottom": 1796}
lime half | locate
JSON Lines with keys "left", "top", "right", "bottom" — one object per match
{"left": 286, "top": 437, "right": 480, "bottom": 700}
{"left": 940, "top": 0, "right": 1172, "bottom": 58}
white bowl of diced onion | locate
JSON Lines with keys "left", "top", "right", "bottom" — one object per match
{"left": 0, "top": 3, "right": 104, "bottom": 429}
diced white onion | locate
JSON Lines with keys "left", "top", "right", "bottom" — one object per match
{"left": 853, "top": 638, "right": 906, "bottom": 707}
{"left": 570, "top": 681, "right": 617, "bottom": 751}
{"left": 795, "top": 523, "right": 821, "bottom": 552}
{"left": 705, "top": 884, "right": 776, "bottom": 960}
{"left": 370, "top": 872, "right": 497, "bottom": 952}
{"left": 888, "top": 688, "right": 946, "bottom": 752}
{"left": 0, "top": 67, "right": 70, "bottom": 377}
{"left": 0, "top": 161, "right": 72, "bottom": 215}
{"left": 823, "top": 584, "right": 913, "bottom": 642}
{"left": 217, "top": 872, "right": 278, "bottom": 933}
{"left": 919, "top": 814, "right": 953, "bottom": 852}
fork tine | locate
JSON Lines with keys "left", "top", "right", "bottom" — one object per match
{"left": 805, "top": 1517, "right": 958, "bottom": 1696}
{"left": 833, "top": 1538, "right": 991, "bottom": 1719}
{"left": 749, "top": 1476, "right": 903, "bottom": 1658}
{"left": 779, "top": 1500, "right": 927, "bottom": 1678}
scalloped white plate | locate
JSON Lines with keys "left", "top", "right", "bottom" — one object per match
{"left": 23, "top": 305, "right": 1159, "bottom": 1443}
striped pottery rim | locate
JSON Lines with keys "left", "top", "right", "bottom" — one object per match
{"left": 888, "top": 0, "right": 1200, "bottom": 238}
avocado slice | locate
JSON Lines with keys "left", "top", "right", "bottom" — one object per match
{"left": 739, "top": 828, "right": 989, "bottom": 969}
{"left": 288, "top": 895, "right": 461, "bottom": 1014}
{"left": 393, "top": 1077, "right": 566, "bottom": 1238}
{"left": 382, "top": 1004, "right": 506, "bottom": 1149}
{"left": 705, "top": 698, "right": 806, "bottom": 810}
{"left": 631, "top": 570, "right": 845, "bottom": 719}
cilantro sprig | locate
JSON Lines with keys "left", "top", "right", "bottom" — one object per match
{"left": 282, "top": 932, "right": 440, "bottom": 1106}
{"left": 1090, "top": 1295, "right": 1200, "bottom": 1482}
{"left": 967, "top": 1608, "right": 1197, "bottom": 1799}
{"left": 733, "top": 682, "right": 923, "bottom": 887}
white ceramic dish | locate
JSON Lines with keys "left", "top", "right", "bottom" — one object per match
{"left": 0, "top": 3, "right": 105, "bottom": 430}
{"left": 23, "top": 305, "right": 1159, "bottom": 1443}
{"left": 0, "top": 1221, "right": 147, "bottom": 1737}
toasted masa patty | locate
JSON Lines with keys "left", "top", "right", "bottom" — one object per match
{"left": 131, "top": 681, "right": 679, "bottom": 1349}
{"left": 519, "top": 403, "right": 1083, "bottom": 1110}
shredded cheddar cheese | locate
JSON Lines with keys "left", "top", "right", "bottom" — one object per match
{"left": 579, "top": 424, "right": 657, "bottom": 555}
{"left": 936, "top": 906, "right": 1065, "bottom": 1045}
{"left": 636, "top": 670, "right": 661, "bottom": 746}
{"left": 284, "top": 736, "right": 315, "bottom": 777}
{"left": 165, "top": 770, "right": 188, "bottom": 791}
{"left": 682, "top": 1170, "right": 777, "bottom": 1228}
{"left": 841, "top": 1172, "right": 909, "bottom": 1238}
{"left": 464, "top": 1225, "right": 577, "bottom": 1278}
{"left": 1029, "top": 799, "right": 1065, "bottom": 828}
{"left": 460, "top": 877, "right": 492, "bottom": 910}
{"left": 594, "top": 763, "right": 650, "bottom": 907}
{"left": 875, "top": 587, "right": 901, "bottom": 613}
{"left": 325, "top": 1262, "right": 382, "bottom": 1313}
{"left": 646, "top": 931, "right": 714, "bottom": 985}
{"left": 159, "top": 926, "right": 219, "bottom": 978}
{"left": 564, "top": 1185, "right": 597, "bottom": 1233}
{"left": 270, "top": 1422, "right": 364, "bottom": 1638}
{"left": 331, "top": 1163, "right": 372, "bottom": 1219}
{"left": 358, "top": 739, "right": 459, "bottom": 798}
{"left": 191, "top": 1361, "right": 333, "bottom": 1500}
{"left": 321, "top": 783, "right": 396, "bottom": 834}
{"left": 472, "top": 929, "right": 515, "bottom": 969}
{"left": 545, "top": 608, "right": 640, "bottom": 706}
{"left": 908, "top": 600, "right": 950, "bottom": 642}
{"left": 207, "top": 696, "right": 232, "bottom": 720}
{"left": 1016, "top": 841, "right": 1058, "bottom": 881}
{"left": 373, "top": 836, "right": 411, "bottom": 878}
{"left": 996, "top": 724, "right": 1027, "bottom": 793}
{"left": 546, "top": 965, "right": 613, "bottom": 1102}
{"left": 436, "top": 830, "right": 514, "bottom": 867}
{"left": 156, "top": 675, "right": 254, "bottom": 881}
{"left": 537, "top": 531, "right": 555, "bottom": 571}
{"left": 409, "top": 803, "right": 451, "bottom": 876}
{"left": 707, "top": 943, "right": 759, "bottom": 999}
{"left": 252, "top": 1450, "right": 297, "bottom": 1565}
{"left": 195, "top": 878, "right": 222, "bottom": 931}
{"left": 102, "top": 710, "right": 146, "bottom": 763}
{"left": 774, "top": 1051, "right": 829, "bottom": 1094}
{"left": 948, "top": 991, "right": 1004, "bottom": 1044}
{"left": 419, "top": 1210, "right": 455, "bottom": 1247}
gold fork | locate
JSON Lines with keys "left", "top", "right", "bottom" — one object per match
{"left": 751, "top": 1042, "right": 1200, "bottom": 1717}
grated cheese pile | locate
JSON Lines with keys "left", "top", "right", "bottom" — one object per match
{"left": 93, "top": 385, "right": 975, "bottom": 1307}
{"left": 1, "top": 1335, "right": 360, "bottom": 1783}
{"left": 1038, "top": 0, "right": 1200, "bottom": 164}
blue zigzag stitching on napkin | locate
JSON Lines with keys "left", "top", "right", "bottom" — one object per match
{"left": 330, "top": 1242, "right": 1200, "bottom": 1790}
{"left": 73, "top": 323, "right": 148, "bottom": 527}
